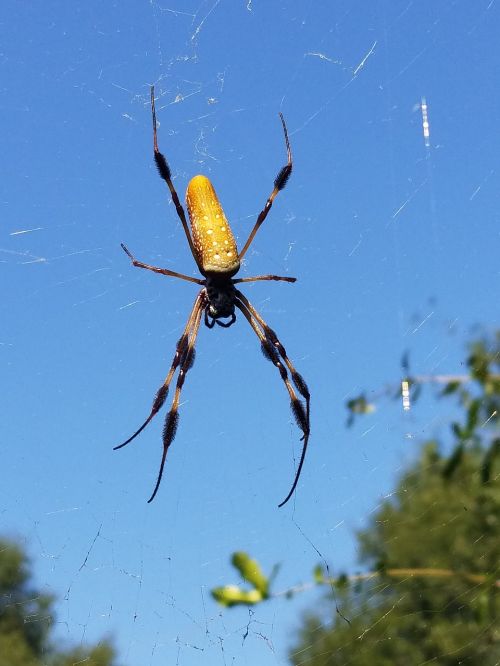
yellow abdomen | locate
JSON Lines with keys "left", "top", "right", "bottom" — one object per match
{"left": 186, "top": 175, "right": 240, "bottom": 277}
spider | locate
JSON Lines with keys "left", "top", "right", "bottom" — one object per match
{"left": 115, "top": 86, "right": 310, "bottom": 507}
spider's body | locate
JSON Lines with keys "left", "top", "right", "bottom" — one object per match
{"left": 204, "top": 276, "right": 237, "bottom": 327}
{"left": 186, "top": 174, "right": 240, "bottom": 277}
{"left": 116, "top": 86, "right": 310, "bottom": 507}
{"left": 186, "top": 174, "right": 240, "bottom": 327}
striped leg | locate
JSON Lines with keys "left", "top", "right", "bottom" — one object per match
{"left": 147, "top": 299, "right": 204, "bottom": 503}
{"left": 114, "top": 290, "right": 205, "bottom": 451}
{"left": 121, "top": 243, "right": 203, "bottom": 285}
{"left": 150, "top": 86, "right": 202, "bottom": 272}
{"left": 236, "top": 289, "right": 310, "bottom": 428}
{"left": 235, "top": 295, "right": 310, "bottom": 507}
{"left": 233, "top": 275, "right": 296, "bottom": 284}
{"left": 238, "top": 113, "right": 293, "bottom": 261}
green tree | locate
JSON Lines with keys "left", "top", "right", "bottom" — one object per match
{"left": 290, "top": 444, "right": 499, "bottom": 665}
{"left": 212, "top": 333, "right": 500, "bottom": 663}
{"left": 289, "top": 333, "right": 500, "bottom": 665}
{"left": 0, "top": 539, "right": 118, "bottom": 666}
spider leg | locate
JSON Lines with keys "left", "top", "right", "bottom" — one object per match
{"left": 150, "top": 86, "right": 202, "bottom": 272}
{"left": 234, "top": 295, "right": 310, "bottom": 507}
{"left": 121, "top": 244, "right": 204, "bottom": 285}
{"left": 236, "top": 289, "right": 310, "bottom": 428}
{"left": 238, "top": 113, "right": 292, "bottom": 262}
{"left": 114, "top": 290, "right": 205, "bottom": 451}
{"left": 147, "top": 298, "right": 204, "bottom": 503}
{"left": 233, "top": 275, "right": 296, "bottom": 284}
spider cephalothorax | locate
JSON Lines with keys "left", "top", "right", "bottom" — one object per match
{"left": 204, "top": 277, "right": 237, "bottom": 328}
{"left": 116, "top": 86, "right": 310, "bottom": 507}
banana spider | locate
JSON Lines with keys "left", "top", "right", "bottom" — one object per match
{"left": 115, "top": 86, "right": 310, "bottom": 507}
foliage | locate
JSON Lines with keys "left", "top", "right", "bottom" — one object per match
{"left": 0, "top": 539, "right": 119, "bottom": 666}
{"left": 289, "top": 444, "right": 499, "bottom": 665}
{"left": 212, "top": 332, "right": 500, "bottom": 663}
{"left": 212, "top": 551, "right": 279, "bottom": 607}
{"left": 290, "top": 332, "right": 500, "bottom": 664}
{"left": 347, "top": 332, "right": 500, "bottom": 484}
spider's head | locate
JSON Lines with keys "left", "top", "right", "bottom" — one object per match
{"left": 205, "top": 276, "right": 236, "bottom": 327}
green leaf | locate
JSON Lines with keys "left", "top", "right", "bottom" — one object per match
{"left": 313, "top": 564, "right": 325, "bottom": 584}
{"left": 336, "top": 573, "right": 349, "bottom": 589}
{"left": 211, "top": 585, "right": 263, "bottom": 608}
{"left": 443, "top": 442, "right": 464, "bottom": 479}
{"left": 400, "top": 351, "right": 411, "bottom": 375}
{"left": 466, "top": 399, "right": 480, "bottom": 432}
{"left": 346, "top": 396, "right": 375, "bottom": 429}
{"left": 481, "top": 438, "right": 500, "bottom": 484}
{"left": 468, "top": 344, "right": 489, "bottom": 383}
{"left": 232, "top": 552, "right": 269, "bottom": 597}
{"left": 441, "top": 380, "right": 461, "bottom": 396}
{"left": 347, "top": 395, "right": 375, "bottom": 414}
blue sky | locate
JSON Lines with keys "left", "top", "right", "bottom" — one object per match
{"left": 2, "top": 1, "right": 499, "bottom": 664}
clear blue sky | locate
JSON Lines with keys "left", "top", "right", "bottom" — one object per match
{"left": 2, "top": 1, "right": 499, "bottom": 664}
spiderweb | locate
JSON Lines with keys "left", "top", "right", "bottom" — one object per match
{"left": 2, "top": 1, "right": 498, "bottom": 664}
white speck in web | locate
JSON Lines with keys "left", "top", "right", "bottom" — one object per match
{"left": 420, "top": 97, "right": 430, "bottom": 148}
{"left": 401, "top": 380, "right": 411, "bottom": 411}
{"left": 389, "top": 178, "right": 428, "bottom": 223}
{"left": 353, "top": 41, "right": 377, "bottom": 76}
{"left": 411, "top": 311, "right": 434, "bottom": 334}
{"left": 119, "top": 301, "right": 140, "bottom": 310}
{"left": 10, "top": 227, "right": 43, "bottom": 236}
{"left": 348, "top": 235, "right": 362, "bottom": 257}
{"left": 469, "top": 169, "right": 494, "bottom": 201}
{"left": 481, "top": 410, "right": 497, "bottom": 428}
{"left": 305, "top": 52, "right": 342, "bottom": 65}
{"left": 191, "top": 0, "right": 221, "bottom": 44}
